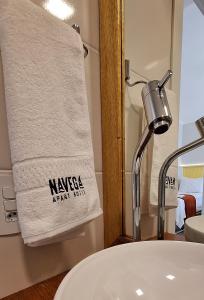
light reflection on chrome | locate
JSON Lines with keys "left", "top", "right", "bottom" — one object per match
{"left": 135, "top": 289, "right": 144, "bottom": 296}
{"left": 43, "top": 0, "right": 75, "bottom": 20}
{"left": 166, "top": 274, "right": 176, "bottom": 280}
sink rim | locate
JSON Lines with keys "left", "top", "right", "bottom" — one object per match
{"left": 54, "top": 240, "right": 204, "bottom": 300}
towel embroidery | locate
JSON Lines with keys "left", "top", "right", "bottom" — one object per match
{"left": 49, "top": 176, "right": 85, "bottom": 202}
{"left": 165, "top": 176, "right": 176, "bottom": 190}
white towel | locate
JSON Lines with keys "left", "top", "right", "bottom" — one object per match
{"left": 0, "top": 0, "right": 102, "bottom": 246}
{"left": 141, "top": 89, "right": 179, "bottom": 214}
{"left": 176, "top": 197, "right": 186, "bottom": 229}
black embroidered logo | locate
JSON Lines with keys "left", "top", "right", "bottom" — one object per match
{"left": 165, "top": 176, "right": 176, "bottom": 190}
{"left": 49, "top": 176, "right": 86, "bottom": 203}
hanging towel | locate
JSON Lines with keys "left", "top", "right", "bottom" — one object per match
{"left": 141, "top": 89, "right": 179, "bottom": 214}
{"left": 0, "top": 0, "right": 102, "bottom": 246}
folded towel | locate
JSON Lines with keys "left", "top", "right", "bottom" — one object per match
{"left": 176, "top": 197, "right": 186, "bottom": 229}
{"left": 141, "top": 89, "right": 179, "bottom": 214}
{"left": 0, "top": 0, "right": 102, "bottom": 246}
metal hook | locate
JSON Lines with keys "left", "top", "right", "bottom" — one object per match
{"left": 125, "top": 59, "right": 147, "bottom": 87}
{"left": 158, "top": 70, "right": 173, "bottom": 90}
{"left": 72, "top": 24, "right": 88, "bottom": 58}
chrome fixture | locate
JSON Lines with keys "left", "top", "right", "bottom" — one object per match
{"left": 141, "top": 70, "right": 172, "bottom": 134}
{"left": 132, "top": 70, "right": 173, "bottom": 241}
{"left": 72, "top": 24, "right": 88, "bottom": 58}
{"left": 194, "top": 0, "right": 204, "bottom": 15}
{"left": 125, "top": 59, "right": 147, "bottom": 86}
{"left": 158, "top": 116, "right": 204, "bottom": 240}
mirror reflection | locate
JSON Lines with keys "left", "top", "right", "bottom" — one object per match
{"left": 125, "top": 0, "right": 204, "bottom": 243}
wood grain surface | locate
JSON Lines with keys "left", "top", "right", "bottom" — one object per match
{"left": 99, "top": 0, "right": 124, "bottom": 248}
{"left": 2, "top": 272, "right": 67, "bottom": 300}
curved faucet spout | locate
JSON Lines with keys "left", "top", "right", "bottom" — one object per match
{"left": 132, "top": 126, "right": 153, "bottom": 241}
{"left": 130, "top": 70, "right": 173, "bottom": 242}
{"left": 158, "top": 137, "right": 204, "bottom": 240}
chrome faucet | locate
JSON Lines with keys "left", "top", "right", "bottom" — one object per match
{"left": 132, "top": 70, "right": 173, "bottom": 241}
{"left": 158, "top": 116, "right": 204, "bottom": 240}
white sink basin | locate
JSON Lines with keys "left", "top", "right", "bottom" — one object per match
{"left": 55, "top": 241, "right": 204, "bottom": 300}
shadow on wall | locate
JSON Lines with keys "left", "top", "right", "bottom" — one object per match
{"left": 125, "top": 87, "right": 143, "bottom": 170}
{"left": 0, "top": 52, "right": 12, "bottom": 170}
{"left": 22, "top": 225, "right": 92, "bottom": 282}
{"left": 0, "top": 219, "right": 103, "bottom": 298}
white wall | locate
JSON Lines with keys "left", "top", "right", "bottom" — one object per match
{"left": 179, "top": 1, "right": 204, "bottom": 124}
{"left": 179, "top": 1, "right": 204, "bottom": 166}
{"left": 180, "top": 121, "right": 204, "bottom": 165}
{"left": 0, "top": 1, "right": 104, "bottom": 298}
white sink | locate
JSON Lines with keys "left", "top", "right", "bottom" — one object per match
{"left": 54, "top": 241, "right": 204, "bottom": 300}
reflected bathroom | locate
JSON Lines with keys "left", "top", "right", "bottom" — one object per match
{"left": 124, "top": 0, "right": 204, "bottom": 244}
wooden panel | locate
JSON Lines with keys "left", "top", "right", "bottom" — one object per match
{"left": 2, "top": 273, "right": 67, "bottom": 300}
{"left": 99, "top": 0, "right": 124, "bottom": 247}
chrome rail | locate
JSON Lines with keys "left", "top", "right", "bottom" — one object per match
{"left": 158, "top": 130, "right": 204, "bottom": 240}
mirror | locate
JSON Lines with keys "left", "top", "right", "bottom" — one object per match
{"left": 176, "top": 0, "right": 204, "bottom": 243}
{"left": 124, "top": 0, "right": 204, "bottom": 243}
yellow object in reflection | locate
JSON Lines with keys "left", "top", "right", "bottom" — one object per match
{"left": 183, "top": 165, "right": 204, "bottom": 178}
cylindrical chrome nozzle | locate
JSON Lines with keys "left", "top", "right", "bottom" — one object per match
{"left": 142, "top": 80, "right": 172, "bottom": 135}
{"left": 153, "top": 120, "right": 170, "bottom": 135}
{"left": 196, "top": 116, "right": 204, "bottom": 138}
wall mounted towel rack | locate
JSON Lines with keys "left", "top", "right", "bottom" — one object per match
{"left": 72, "top": 24, "right": 89, "bottom": 58}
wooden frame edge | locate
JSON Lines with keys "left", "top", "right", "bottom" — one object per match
{"left": 99, "top": 0, "right": 124, "bottom": 247}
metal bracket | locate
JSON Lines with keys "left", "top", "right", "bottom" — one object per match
{"left": 72, "top": 24, "right": 88, "bottom": 58}
{"left": 125, "top": 59, "right": 147, "bottom": 87}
